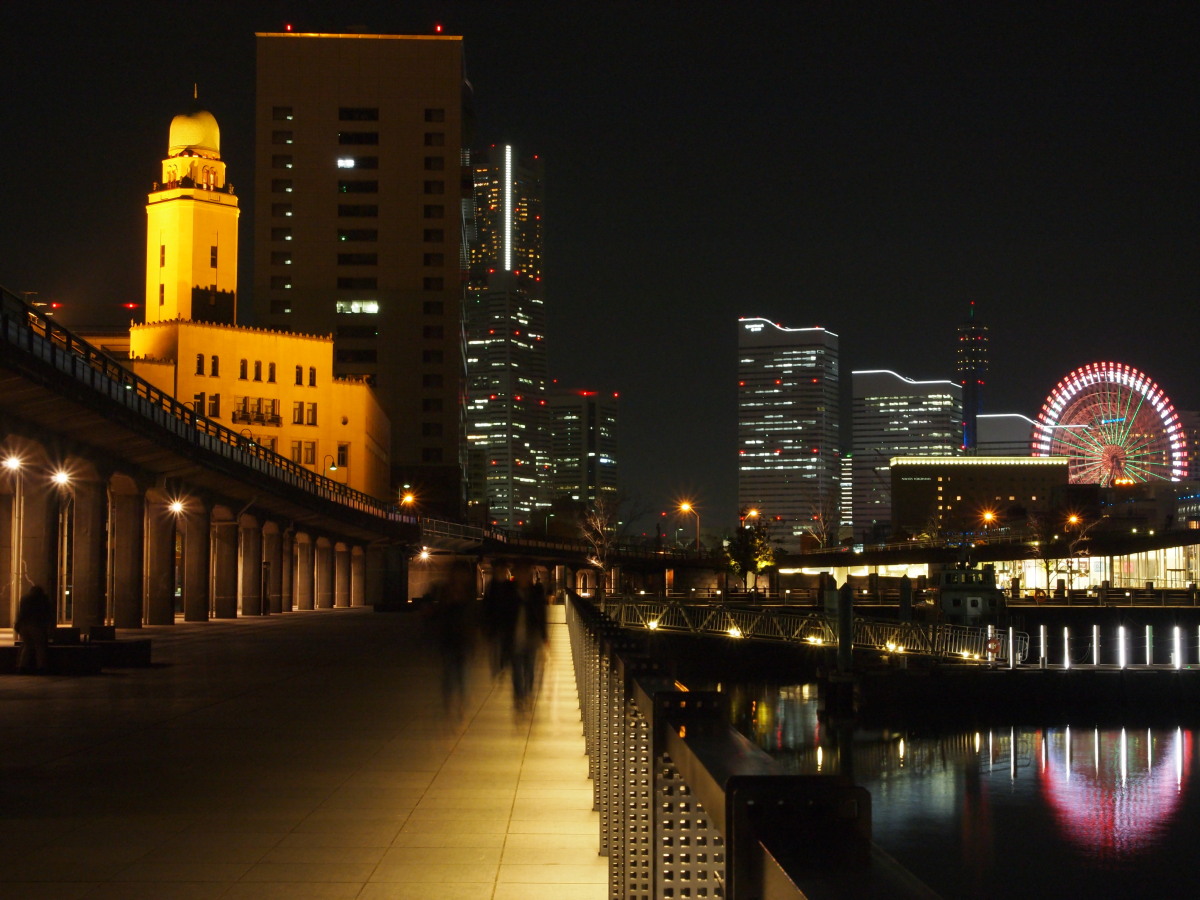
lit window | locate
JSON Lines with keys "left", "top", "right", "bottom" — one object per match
{"left": 335, "top": 300, "right": 380, "bottom": 314}
{"left": 337, "top": 158, "right": 356, "bottom": 169}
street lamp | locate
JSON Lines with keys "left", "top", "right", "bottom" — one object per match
{"left": 679, "top": 502, "right": 700, "bottom": 552}
{"left": 4, "top": 455, "right": 24, "bottom": 617}
{"left": 980, "top": 510, "right": 995, "bottom": 535}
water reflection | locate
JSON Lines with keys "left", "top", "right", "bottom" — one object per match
{"left": 729, "top": 683, "right": 1199, "bottom": 896}
{"left": 1040, "top": 727, "right": 1190, "bottom": 858}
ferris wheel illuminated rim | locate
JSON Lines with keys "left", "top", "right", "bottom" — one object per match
{"left": 1032, "top": 362, "right": 1187, "bottom": 485}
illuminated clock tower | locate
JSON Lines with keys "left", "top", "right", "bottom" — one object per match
{"left": 144, "top": 103, "right": 239, "bottom": 324}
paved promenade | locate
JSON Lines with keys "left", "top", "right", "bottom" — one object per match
{"left": 0, "top": 607, "right": 606, "bottom": 899}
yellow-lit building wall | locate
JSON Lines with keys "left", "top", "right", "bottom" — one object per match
{"left": 129, "top": 321, "right": 391, "bottom": 500}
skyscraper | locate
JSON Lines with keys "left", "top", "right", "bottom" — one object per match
{"left": 737, "top": 318, "right": 840, "bottom": 550}
{"left": 253, "top": 31, "right": 469, "bottom": 515}
{"left": 464, "top": 145, "right": 548, "bottom": 527}
{"left": 548, "top": 388, "right": 618, "bottom": 506}
{"left": 850, "top": 369, "right": 962, "bottom": 540}
{"left": 956, "top": 301, "right": 988, "bottom": 452}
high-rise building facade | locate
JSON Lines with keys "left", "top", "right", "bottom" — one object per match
{"left": 464, "top": 145, "right": 548, "bottom": 527}
{"left": 851, "top": 369, "right": 962, "bottom": 540}
{"left": 956, "top": 301, "right": 988, "bottom": 452}
{"left": 253, "top": 32, "right": 469, "bottom": 515}
{"left": 548, "top": 388, "right": 618, "bottom": 505}
{"left": 737, "top": 318, "right": 840, "bottom": 550}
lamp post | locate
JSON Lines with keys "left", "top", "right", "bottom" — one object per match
{"left": 51, "top": 469, "right": 72, "bottom": 621}
{"left": 4, "top": 455, "right": 23, "bottom": 620}
{"left": 321, "top": 454, "right": 345, "bottom": 485}
{"left": 679, "top": 502, "right": 700, "bottom": 552}
{"left": 399, "top": 489, "right": 417, "bottom": 519}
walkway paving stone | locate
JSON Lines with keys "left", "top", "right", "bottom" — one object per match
{"left": 0, "top": 607, "right": 606, "bottom": 899}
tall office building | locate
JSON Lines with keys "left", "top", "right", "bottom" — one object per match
{"left": 253, "top": 31, "right": 470, "bottom": 515}
{"left": 548, "top": 388, "right": 618, "bottom": 505}
{"left": 851, "top": 370, "right": 962, "bottom": 540}
{"left": 737, "top": 318, "right": 840, "bottom": 550}
{"left": 956, "top": 301, "right": 988, "bottom": 452}
{"left": 464, "top": 145, "right": 548, "bottom": 527}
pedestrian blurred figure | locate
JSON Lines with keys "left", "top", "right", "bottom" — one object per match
{"left": 429, "top": 560, "right": 478, "bottom": 719}
{"left": 481, "top": 559, "right": 517, "bottom": 677}
{"left": 16, "top": 584, "right": 54, "bottom": 674}
{"left": 509, "top": 560, "right": 548, "bottom": 714}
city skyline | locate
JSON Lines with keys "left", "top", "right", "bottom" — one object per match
{"left": 1, "top": 2, "right": 1195, "bottom": 531}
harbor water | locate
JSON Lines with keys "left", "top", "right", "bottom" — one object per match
{"left": 727, "top": 682, "right": 1200, "bottom": 899}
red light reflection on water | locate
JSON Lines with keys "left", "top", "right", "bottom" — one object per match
{"left": 1039, "top": 728, "right": 1191, "bottom": 859}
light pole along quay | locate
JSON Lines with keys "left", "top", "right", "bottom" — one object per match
{"left": 679, "top": 501, "right": 700, "bottom": 551}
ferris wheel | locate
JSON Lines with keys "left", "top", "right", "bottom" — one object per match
{"left": 1031, "top": 362, "right": 1188, "bottom": 485}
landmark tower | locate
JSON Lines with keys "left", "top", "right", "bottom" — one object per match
{"left": 956, "top": 302, "right": 988, "bottom": 451}
{"left": 464, "top": 145, "right": 548, "bottom": 527}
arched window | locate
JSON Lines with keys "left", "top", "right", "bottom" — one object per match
{"left": 239, "top": 359, "right": 248, "bottom": 380}
{"left": 295, "top": 365, "right": 303, "bottom": 386}
{"left": 267, "top": 362, "right": 276, "bottom": 383}
{"left": 253, "top": 361, "right": 262, "bottom": 382}
{"left": 210, "top": 355, "right": 219, "bottom": 377}
{"left": 195, "top": 353, "right": 204, "bottom": 375}
{"left": 308, "top": 366, "right": 317, "bottom": 387}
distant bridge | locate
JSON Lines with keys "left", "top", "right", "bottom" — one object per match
{"left": 599, "top": 596, "right": 1031, "bottom": 664}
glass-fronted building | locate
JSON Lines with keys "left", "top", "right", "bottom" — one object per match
{"left": 738, "top": 318, "right": 839, "bottom": 551}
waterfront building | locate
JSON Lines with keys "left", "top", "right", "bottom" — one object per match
{"left": 548, "top": 388, "right": 618, "bottom": 506}
{"left": 851, "top": 370, "right": 962, "bottom": 541}
{"left": 737, "top": 318, "right": 840, "bottom": 551}
{"left": 956, "top": 302, "right": 988, "bottom": 451}
{"left": 253, "top": 31, "right": 468, "bottom": 515}
{"left": 89, "top": 105, "right": 391, "bottom": 500}
{"left": 890, "top": 456, "right": 1068, "bottom": 537}
{"left": 464, "top": 145, "right": 548, "bottom": 527}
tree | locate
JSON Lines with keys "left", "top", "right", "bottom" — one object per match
{"left": 1026, "top": 510, "right": 1061, "bottom": 595}
{"left": 802, "top": 494, "right": 841, "bottom": 548}
{"left": 578, "top": 491, "right": 647, "bottom": 599}
{"left": 725, "top": 511, "right": 777, "bottom": 594}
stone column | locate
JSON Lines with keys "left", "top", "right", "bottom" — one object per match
{"left": 182, "top": 503, "right": 210, "bottom": 622}
{"left": 350, "top": 547, "right": 366, "bottom": 607}
{"left": 294, "top": 537, "right": 314, "bottom": 610}
{"left": 144, "top": 495, "right": 177, "bottom": 625}
{"left": 0, "top": 490, "right": 13, "bottom": 628}
{"left": 20, "top": 477, "right": 56, "bottom": 607}
{"left": 333, "top": 544, "right": 351, "bottom": 608}
{"left": 315, "top": 540, "right": 334, "bottom": 608}
{"left": 279, "top": 530, "right": 294, "bottom": 612}
{"left": 211, "top": 511, "right": 239, "bottom": 619}
{"left": 239, "top": 516, "right": 263, "bottom": 615}
{"left": 262, "top": 524, "right": 282, "bottom": 615}
{"left": 69, "top": 475, "right": 107, "bottom": 631}
{"left": 109, "top": 483, "right": 145, "bottom": 627}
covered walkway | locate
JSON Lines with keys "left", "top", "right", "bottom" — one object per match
{"left": 0, "top": 608, "right": 605, "bottom": 899}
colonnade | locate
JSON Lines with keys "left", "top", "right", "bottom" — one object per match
{"left": 1, "top": 443, "right": 386, "bottom": 629}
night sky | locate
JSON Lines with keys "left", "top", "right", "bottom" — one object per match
{"left": 1, "top": 2, "right": 1196, "bottom": 534}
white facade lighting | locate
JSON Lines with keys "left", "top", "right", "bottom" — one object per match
{"left": 503, "top": 144, "right": 513, "bottom": 272}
